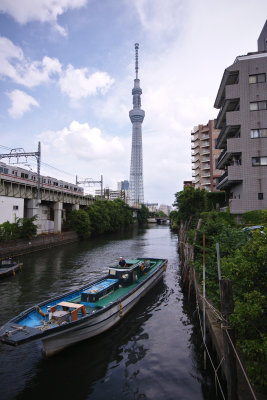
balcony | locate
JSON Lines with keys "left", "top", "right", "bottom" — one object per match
{"left": 191, "top": 141, "right": 199, "bottom": 149}
{"left": 201, "top": 157, "right": 210, "bottom": 163}
{"left": 201, "top": 164, "right": 210, "bottom": 170}
{"left": 214, "top": 70, "right": 239, "bottom": 109}
{"left": 216, "top": 124, "right": 240, "bottom": 149}
{"left": 201, "top": 134, "right": 210, "bottom": 140}
{"left": 191, "top": 134, "right": 198, "bottom": 142}
{"left": 191, "top": 149, "right": 200, "bottom": 156}
{"left": 192, "top": 162, "right": 200, "bottom": 170}
{"left": 216, "top": 165, "right": 243, "bottom": 190}
{"left": 216, "top": 138, "right": 242, "bottom": 169}
{"left": 215, "top": 99, "right": 240, "bottom": 130}
{"left": 192, "top": 171, "right": 200, "bottom": 177}
{"left": 202, "top": 149, "right": 210, "bottom": 155}
{"left": 201, "top": 141, "right": 210, "bottom": 148}
{"left": 191, "top": 155, "right": 199, "bottom": 163}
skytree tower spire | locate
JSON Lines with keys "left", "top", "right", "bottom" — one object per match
{"left": 129, "top": 43, "right": 145, "bottom": 206}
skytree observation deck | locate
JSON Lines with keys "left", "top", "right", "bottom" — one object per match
{"left": 129, "top": 43, "right": 145, "bottom": 206}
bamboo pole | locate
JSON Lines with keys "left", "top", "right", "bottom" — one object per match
{"left": 203, "top": 233, "right": 206, "bottom": 369}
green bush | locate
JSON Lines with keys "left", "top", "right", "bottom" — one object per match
{"left": 191, "top": 212, "right": 266, "bottom": 391}
{"left": 67, "top": 209, "right": 91, "bottom": 239}
{"left": 0, "top": 216, "right": 37, "bottom": 241}
{"left": 241, "top": 209, "right": 267, "bottom": 226}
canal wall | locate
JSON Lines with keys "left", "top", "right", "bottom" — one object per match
{"left": 178, "top": 221, "right": 261, "bottom": 400}
{"left": 0, "top": 231, "right": 79, "bottom": 258}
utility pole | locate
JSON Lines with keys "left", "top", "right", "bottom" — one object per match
{"left": 76, "top": 175, "right": 103, "bottom": 197}
{"left": 0, "top": 142, "right": 41, "bottom": 201}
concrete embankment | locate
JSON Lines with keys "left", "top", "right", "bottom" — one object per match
{"left": 0, "top": 231, "right": 78, "bottom": 258}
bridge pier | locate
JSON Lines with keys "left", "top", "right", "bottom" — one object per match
{"left": 54, "top": 202, "right": 63, "bottom": 233}
{"left": 26, "top": 199, "right": 39, "bottom": 219}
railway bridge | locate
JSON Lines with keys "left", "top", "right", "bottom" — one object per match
{"left": 0, "top": 177, "right": 95, "bottom": 234}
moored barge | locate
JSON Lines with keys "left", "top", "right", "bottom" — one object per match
{"left": 0, "top": 257, "right": 167, "bottom": 356}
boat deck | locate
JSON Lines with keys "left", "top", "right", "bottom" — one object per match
{"left": 16, "top": 259, "right": 163, "bottom": 328}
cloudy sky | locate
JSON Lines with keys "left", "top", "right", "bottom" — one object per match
{"left": 0, "top": 0, "right": 266, "bottom": 205}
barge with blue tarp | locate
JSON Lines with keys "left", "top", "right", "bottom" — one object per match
{"left": 0, "top": 257, "right": 167, "bottom": 356}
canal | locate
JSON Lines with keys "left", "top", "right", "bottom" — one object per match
{"left": 0, "top": 225, "right": 224, "bottom": 400}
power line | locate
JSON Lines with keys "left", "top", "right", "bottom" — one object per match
{"left": 0, "top": 144, "right": 76, "bottom": 179}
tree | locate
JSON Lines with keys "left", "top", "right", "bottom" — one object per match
{"left": 137, "top": 204, "right": 149, "bottom": 225}
{"left": 173, "top": 186, "right": 207, "bottom": 227}
{"left": 67, "top": 209, "right": 91, "bottom": 239}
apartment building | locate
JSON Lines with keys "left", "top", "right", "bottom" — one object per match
{"left": 214, "top": 21, "right": 267, "bottom": 213}
{"left": 191, "top": 120, "right": 222, "bottom": 191}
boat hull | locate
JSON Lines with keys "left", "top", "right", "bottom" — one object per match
{"left": 42, "top": 264, "right": 164, "bottom": 356}
{"left": 0, "top": 263, "right": 22, "bottom": 278}
{"left": 0, "top": 258, "right": 167, "bottom": 356}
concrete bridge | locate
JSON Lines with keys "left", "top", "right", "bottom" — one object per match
{"left": 0, "top": 176, "right": 95, "bottom": 234}
{"left": 147, "top": 217, "right": 169, "bottom": 224}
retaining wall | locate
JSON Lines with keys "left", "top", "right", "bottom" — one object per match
{"left": 0, "top": 231, "right": 79, "bottom": 258}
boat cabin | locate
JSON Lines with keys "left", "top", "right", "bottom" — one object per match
{"left": 48, "top": 302, "right": 86, "bottom": 324}
{"left": 108, "top": 259, "right": 151, "bottom": 287}
{"left": 1, "top": 258, "right": 15, "bottom": 268}
{"left": 81, "top": 279, "right": 119, "bottom": 303}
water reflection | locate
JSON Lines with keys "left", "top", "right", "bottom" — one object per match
{"left": 0, "top": 225, "right": 225, "bottom": 400}
{"left": 16, "top": 282, "right": 165, "bottom": 400}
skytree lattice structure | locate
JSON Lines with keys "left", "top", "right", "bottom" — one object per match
{"left": 129, "top": 43, "right": 145, "bottom": 206}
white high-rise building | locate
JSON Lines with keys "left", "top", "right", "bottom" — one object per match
{"left": 129, "top": 43, "right": 145, "bottom": 206}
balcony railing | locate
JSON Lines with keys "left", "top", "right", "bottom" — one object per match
{"left": 218, "top": 170, "right": 228, "bottom": 184}
{"left": 216, "top": 148, "right": 227, "bottom": 167}
{"left": 201, "top": 157, "right": 210, "bottom": 163}
{"left": 201, "top": 134, "right": 210, "bottom": 140}
{"left": 191, "top": 142, "right": 199, "bottom": 149}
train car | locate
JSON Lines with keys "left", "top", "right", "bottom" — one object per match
{"left": 0, "top": 162, "right": 84, "bottom": 196}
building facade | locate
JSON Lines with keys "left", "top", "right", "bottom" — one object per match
{"left": 214, "top": 22, "right": 267, "bottom": 213}
{"left": 95, "top": 188, "right": 129, "bottom": 202}
{"left": 191, "top": 120, "right": 223, "bottom": 191}
{"left": 129, "top": 43, "right": 145, "bottom": 206}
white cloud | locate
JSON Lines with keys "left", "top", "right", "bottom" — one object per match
{"left": 37, "top": 121, "right": 128, "bottom": 191}
{"left": 0, "top": 37, "right": 62, "bottom": 87}
{"left": 58, "top": 65, "right": 114, "bottom": 100}
{"left": 0, "top": 37, "right": 114, "bottom": 102}
{"left": 133, "top": 0, "right": 186, "bottom": 36}
{"left": 0, "top": 0, "right": 88, "bottom": 36}
{"left": 38, "top": 120, "right": 124, "bottom": 161}
{"left": 7, "top": 89, "right": 39, "bottom": 119}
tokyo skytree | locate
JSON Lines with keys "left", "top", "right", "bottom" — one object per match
{"left": 129, "top": 43, "right": 145, "bottom": 206}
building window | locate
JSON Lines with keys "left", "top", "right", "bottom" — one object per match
{"left": 251, "top": 128, "right": 267, "bottom": 138}
{"left": 249, "top": 73, "right": 266, "bottom": 84}
{"left": 258, "top": 193, "right": 264, "bottom": 200}
{"left": 13, "top": 205, "right": 19, "bottom": 210}
{"left": 252, "top": 156, "right": 267, "bottom": 166}
{"left": 250, "top": 101, "right": 267, "bottom": 111}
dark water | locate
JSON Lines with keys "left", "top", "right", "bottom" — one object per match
{"left": 0, "top": 225, "right": 225, "bottom": 400}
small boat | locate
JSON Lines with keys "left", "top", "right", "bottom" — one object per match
{"left": 0, "top": 257, "right": 167, "bottom": 356}
{"left": 0, "top": 258, "right": 23, "bottom": 278}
